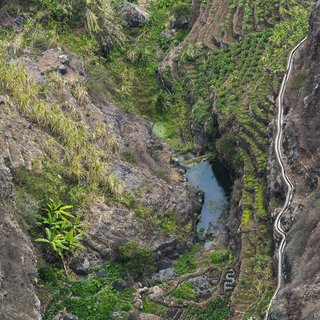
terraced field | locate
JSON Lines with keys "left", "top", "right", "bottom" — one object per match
{"left": 172, "top": 1, "right": 311, "bottom": 318}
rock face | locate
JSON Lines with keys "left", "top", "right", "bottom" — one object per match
{"left": 0, "top": 158, "right": 41, "bottom": 320}
{"left": 122, "top": 3, "right": 149, "bottom": 28}
{"left": 268, "top": 2, "right": 320, "bottom": 319}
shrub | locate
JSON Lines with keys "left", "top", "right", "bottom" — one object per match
{"left": 210, "top": 250, "right": 233, "bottom": 266}
{"left": 196, "top": 297, "right": 230, "bottom": 320}
{"left": 216, "top": 133, "right": 237, "bottom": 162}
{"left": 191, "top": 101, "right": 211, "bottom": 124}
{"left": 171, "top": 281, "right": 196, "bottom": 301}
{"left": 142, "top": 299, "right": 167, "bottom": 317}
{"left": 38, "top": 265, "right": 63, "bottom": 284}
{"left": 37, "top": 0, "right": 124, "bottom": 48}
{"left": 173, "top": 244, "right": 199, "bottom": 275}
{"left": 159, "top": 216, "right": 177, "bottom": 234}
{"left": 118, "top": 241, "right": 155, "bottom": 277}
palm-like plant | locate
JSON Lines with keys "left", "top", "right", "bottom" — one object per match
{"left": 45, "top": 198, "right": 74, "bottom": 220}
{"left": 35, "top": 200, "right": 86, "bottom": 274}
{"left": 36, "top": 228, "right": 69, "bottom": 259}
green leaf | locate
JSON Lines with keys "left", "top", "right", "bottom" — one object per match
{"left": 35, "top": 238, "right": 50, "bottom": 243}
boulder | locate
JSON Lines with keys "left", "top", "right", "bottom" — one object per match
{"left": 97, "top": 268, "right": 108, "bottom": 278}
{"left": 128, "top": 311, "right": 141, "bottom": 320}
{"left": 155, "top": 259, "right": 172, "bottom": 271}
{"left": 112, "top": 279, "right": 127, "bottom": 291}
{"left": 59, "top": 54, "right": 70, "bottom": 65}
{"left": 122, "top": 3, "right": 149, "bottom": 28}
{"left": 160, "top": 32, "right": 172, "bottom": 39}
{"left": 63, "top": 314, "right": 78, "bottom": 320}
{"left": 204, "top": 241, "right": 215, "bottom": 251}
{"left": 69, "top": 257, "right": 90, "bottom": 275}
{"left": 58, "top": 64, "right": 68, "bottom": 75}
{"left": 148, "top": 286, "right": 164, "bottom": 301}
{"left": 153, "top": 267, "right": 176, "bottom": 283}
{"left": 188, "top": 276, "right": 214, "bottom": 293}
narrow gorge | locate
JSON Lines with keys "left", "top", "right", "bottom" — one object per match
{"left": 0, "top": 1, "right": 319, "bottom": 320}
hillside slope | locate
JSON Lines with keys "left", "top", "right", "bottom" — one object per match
{"left": 268, "top": 2, "right": 320, "bottom": 318}
{"left": 161, "top": 0, "right": 312, "bottom": 318}
{"left": 0, "top": 0, "right": 319, "bottom": 320}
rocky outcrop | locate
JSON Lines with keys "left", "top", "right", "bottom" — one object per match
{"left": 122, "top": 3, "right": 149, "bottom": 28}
{"left": 268, "top": 1, "right": 320, "bottom": 318}
{"left": 0, "top": 158, "right": 41, "bottom": 320}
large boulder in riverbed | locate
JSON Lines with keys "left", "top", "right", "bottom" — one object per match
{"left": 122, "top": 3, "right": 149, "bottom": 28}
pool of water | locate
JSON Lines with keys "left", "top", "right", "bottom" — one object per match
{"left": 185, "top": 160, "right": 231, "bottom": 231}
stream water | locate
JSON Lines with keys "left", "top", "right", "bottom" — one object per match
{"left": 185, "top": 160, "right": 231, "bottom": 231}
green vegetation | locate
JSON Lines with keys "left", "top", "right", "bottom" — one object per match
{"left": 142, "top": 299, "right": 167, "bottom": 317}
{"left": 171, "top": 281, "right": 197, "bottom": 301}
{"left": 210, "top": 250, "right": 233, "bottom": 267}
{"left": 173, "top": 244, "right": 199, "bottom": 275}
{"left": 173, "top": 1, "right": 311, "bottom": 317}
{"left": 35, "top": 200, "right": 85, "bottom": 273}
{"left": 0, "top": 0, "right": 313, "bottom": 318}
{"left": 118, "top": 241, "right": 155, "bottom": 277}
{"left": 189, "top": 297, "right": 231, "bottom": 320}
{"left": 0, "top": 49, "right": 122, "bottom": 198}
{"left": 42, "top": 263, "right": 133, "bottom": 320}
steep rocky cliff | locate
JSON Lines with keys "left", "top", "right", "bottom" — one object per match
{"left": 268, "top": 1, "right": 320, "bottom": 318}
{"left": 0, "top": 158, "right": 41, "bottom": 319}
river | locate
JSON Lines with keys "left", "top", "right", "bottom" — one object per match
{"left": 185, "top": 160, "right": 231, "bottom": 232}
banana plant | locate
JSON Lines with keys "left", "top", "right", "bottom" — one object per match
{"left": 63, "top": 229, "right": 85, "bottom": 254}
{"left": 46, "top": 198, "right": 75, "bottom": 221}
{"left": 37, "top": 211, "right": 63, "bottom": 235}
{"left": 71, "top": 214, "right": 86, "bottom": 233}
{"left": 35, "top": 200, "right": 86, "bottom": 274}
{"left": 35, "top": 228, "right": 69, "bottom": 259}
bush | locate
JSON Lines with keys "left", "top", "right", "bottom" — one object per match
{"left": 142, "top": 299, "right": 167, "bottom": 317}
{"left": 171, "top": 281, "right": 196, "bottom": 301}
{"left": 118, "top": 241, "right": 155, "bottom": 277}
{"left": 216, "top": 133, "right": 237, "bottom": 161}
{"left": 196, "top": 297, "right": 230, "bottom": 320}
{"left": 37, "top": 0, "right": 124, "bottom": 48}
{"left": 173, "top": 244, "right": 199, "bottom": 275}
{"left": 38, "top": 266, "right": 62, "bottom": 284}
{"left": 210, "top": 250, "right": 233, "bottom": 266}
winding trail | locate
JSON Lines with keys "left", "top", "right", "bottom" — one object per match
{"left": 264, "top": 37, "right": 307, "bottom": 319}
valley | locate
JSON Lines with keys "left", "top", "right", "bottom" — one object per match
{"left": 0, "top": 1, "right": 319, "bottom": 320}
